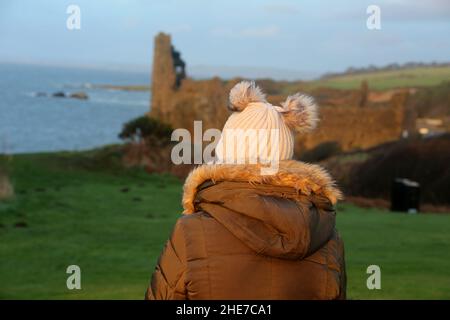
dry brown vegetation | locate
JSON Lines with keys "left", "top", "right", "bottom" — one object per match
{"left": 0, "top": 169, "right": 14, "bottom": 201}
{"left": 323, "top": 134, "right": 450, "bottom": 207}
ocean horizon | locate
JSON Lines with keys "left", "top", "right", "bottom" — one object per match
{"left": 0, "top": 63, "right": 151, "bottom": 154}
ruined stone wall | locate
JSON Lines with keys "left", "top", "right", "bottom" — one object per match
{"left": 150, "top": 33, "right": 412, "bottom": 156}
{"left": 296, "top": 93, "right": 408, "bottom": 154}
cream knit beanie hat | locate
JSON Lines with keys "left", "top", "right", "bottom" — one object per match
{"left": 215, "top": 81, "right": 319, "bottom": 165}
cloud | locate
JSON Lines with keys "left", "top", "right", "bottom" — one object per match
{"left": 240, "top": 25, "right": 280, "bottom": 37}
{"left": 391, "top": 0, "right": 450, "bottom": 20}
{"left": 338, "top": 0, "right": 450, "bottom": 21}
{"left": 210, "top": 25, "right": 280, "bottom": 38}
{"left": 262, "top": 3, "right": 299, "bottom": 15}
{"left": 321, "top": 32, "right": 406, "bottom": 52}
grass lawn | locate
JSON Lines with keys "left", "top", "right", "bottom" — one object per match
{"left": 1, "top": 148, "right": 450, "bottom": 299}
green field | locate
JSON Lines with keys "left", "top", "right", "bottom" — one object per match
{"left": 102, "top": 66, "right": 450, "bottom": 93}
{"left": 311, "top": 66, "right": 450, "bottom": 91}
{"left": 1, "top": 148, "right": 450, "bottom": 299}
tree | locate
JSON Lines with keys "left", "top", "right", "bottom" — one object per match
{"left": 119, "top": 115, "right": 173, "bottom": 147}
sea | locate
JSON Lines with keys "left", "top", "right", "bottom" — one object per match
{"left": 0, "top": 63, "right": 151, "bottom": 154}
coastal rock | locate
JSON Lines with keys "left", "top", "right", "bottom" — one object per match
{"left": 70, "top": 92, "right": 89, "bottom": 100}
{"left": 52, "top": 91, "right": 66, "bottom": 98}
{"left": 48, "top": 91, "right": 89, "bottom": 100}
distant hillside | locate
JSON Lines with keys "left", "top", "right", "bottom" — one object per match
{"left": 322, "top": 62, "right": 450, "bottom": 79}
{"left": 312, "top": 66, "right": 450, "bottom": 91}
{"left": 98, "top": 65, "right": 450, "bottom": 93}
{"left": 188, "top": 65, "right": 319, "bottom": 81}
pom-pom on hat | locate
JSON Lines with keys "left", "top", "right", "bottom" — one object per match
{"left": 215, "top": 81, "right": 319, "bottom": 165}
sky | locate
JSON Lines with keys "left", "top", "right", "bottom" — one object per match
{"left": 0, "top": 0, "right": 449, "bottom": 79}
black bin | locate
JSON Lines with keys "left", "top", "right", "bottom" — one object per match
{"left": 390, "top": 178, "right": 420, "bottom": 213}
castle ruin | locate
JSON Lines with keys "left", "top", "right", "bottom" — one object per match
{"left": 150, "top": 32, "right": 415, "bottom": 156}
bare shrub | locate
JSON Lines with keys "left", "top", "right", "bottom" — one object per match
{"left": 348, "top": 134, "right": 450, "bottom": 205}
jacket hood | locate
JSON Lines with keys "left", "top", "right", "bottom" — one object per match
{"left": 182, "top": 160, "right": 343, "bottom": 214}
{"left": 182, "top": 160, "right": 342, "bottom": 260}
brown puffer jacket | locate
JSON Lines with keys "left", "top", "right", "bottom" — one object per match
{"left": 146, "top": 160, "right": 346, "bottom": 300}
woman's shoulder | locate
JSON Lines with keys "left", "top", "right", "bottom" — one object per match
{"left": 174, "top": 211, "right": 214, "bottom": 237}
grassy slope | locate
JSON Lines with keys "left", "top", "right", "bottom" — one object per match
{"left": 94, "top": 66, "right": 450, "bottom": 93}
{"left": 310, "top": 66, "right": 450, "bottom": 91}
{"left": 1, "top": 150, "right": 449, "bottom": 299}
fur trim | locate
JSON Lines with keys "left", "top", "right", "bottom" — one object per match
{"left": 182, "top": 160, "right": 343, "bottom": 214}
{"left": 280, "top": 93, "right": 319, "bottom": 133}
{"left": 228, "top": 81, "right": 267, "bottom": 111}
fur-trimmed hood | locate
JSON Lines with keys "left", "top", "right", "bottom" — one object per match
{"left": 182, "top": 160, "right": 343, "bottom": 214}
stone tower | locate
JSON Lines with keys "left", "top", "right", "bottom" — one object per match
{"left": 150, "top": 32, "right": 186, "bottom": 121}
{"left": 150, "top": 33, "right": 176, "bottom": 120}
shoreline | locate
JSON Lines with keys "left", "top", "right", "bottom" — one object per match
{"left": 94, "top": 84, "right": 150, "bottom": 91}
